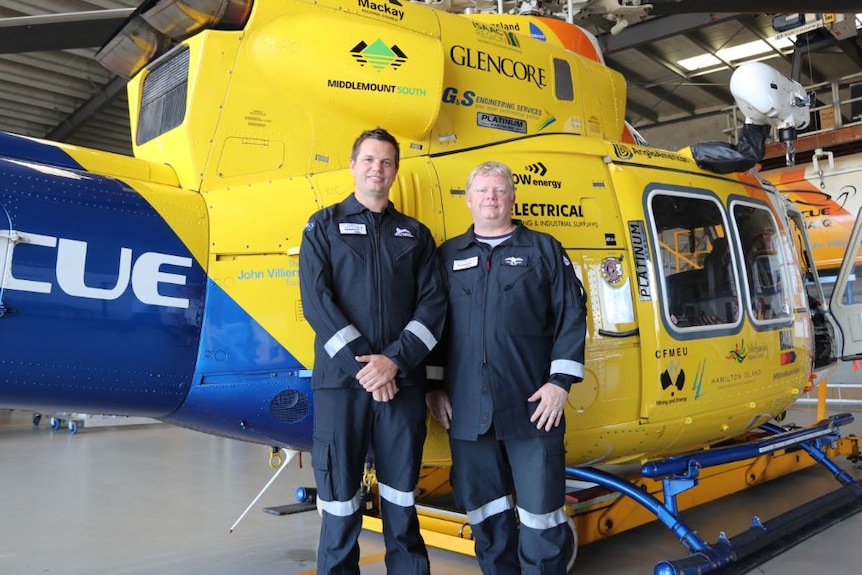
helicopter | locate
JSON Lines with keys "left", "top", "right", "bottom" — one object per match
{"left": 2, "top": 0, "right": 862, "bottom": 573}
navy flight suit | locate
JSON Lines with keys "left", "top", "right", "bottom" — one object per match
{"left": 299, "top": 193, "right": 446, "bottom": 575}
{"left": 435, "top": 220, "right": 587, "bottom": 575}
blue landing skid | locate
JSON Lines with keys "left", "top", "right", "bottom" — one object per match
{"left": 566, "top": 413, "right": 862, "bottom": 575}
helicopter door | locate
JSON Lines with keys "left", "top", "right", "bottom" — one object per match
{"left": 830, "top": 207, "right": 862, "bottom": 360}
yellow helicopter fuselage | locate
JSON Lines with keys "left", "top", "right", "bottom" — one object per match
{"left": 120, "top": 0, "right": 813, "bottom": 466}
{"left": 0, "top": 0, "right": 812, "bottom": 466}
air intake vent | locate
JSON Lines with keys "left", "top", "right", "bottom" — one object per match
{"left": 270, "top": 389, "right": 310, "bottom": 424}
{"left": 137, "top": 47, "right": 190, "bottom": 145}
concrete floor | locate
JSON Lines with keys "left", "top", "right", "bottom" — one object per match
{"left": 1, "top": 402, "right": 861, "bottom": 575}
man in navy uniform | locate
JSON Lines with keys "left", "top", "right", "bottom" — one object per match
{"left": 300, "top": 128, "right": 446, "bottom": 575}
{"left": 427, "top": 161, "right": 587, "bottom": 575}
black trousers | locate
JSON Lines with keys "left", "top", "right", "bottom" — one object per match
{"left": 312, "top": 385, "right": 429, "bottom": 575}
{"left": 450, "top": 427, "right": 572, "bottom": 575}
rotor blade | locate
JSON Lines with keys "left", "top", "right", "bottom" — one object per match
{"left": 0, "top": 9, "right": 134, "bottom": 54}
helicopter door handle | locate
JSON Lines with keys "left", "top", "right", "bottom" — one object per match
{"left": 598, "top": 328, "right": 639, "bottom": 338}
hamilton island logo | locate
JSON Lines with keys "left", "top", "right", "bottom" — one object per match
{"left": 726, "top": 339, "right": 748, "bottom": 363}
{"left": 350, "top": 40, "right": 408, "bottom": 70}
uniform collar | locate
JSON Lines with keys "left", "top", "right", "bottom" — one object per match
{"left": 453, "top": 220, "right": 532, "bottom": 251}
{"left": 341, "top": 193, "right": 394, "bottom": 217}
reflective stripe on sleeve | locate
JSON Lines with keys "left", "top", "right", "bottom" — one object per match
{"left": 466, "top": 494, "right": 514, "bottom": 525}
{"left": 550, "top": 359, "right": 584, "bottom": 379}
{"left": 516, "top": 506, "right": 569, "bottom": 530}
{"left": 378, "top": 483, "right": 416, "bottom": 507}
{"left": 318, "top": 488, "right": 363, "bottom": 517}
{"left": 426, "top": 365, "right": 445, "bottom": 381}
{"left": 324, "top": 324, "right": 362, "bottom": 358}
{"left": 405, "top": 320, "right": 438, "bottom": 351}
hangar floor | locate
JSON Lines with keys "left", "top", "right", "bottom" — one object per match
{"left": 1, "top": 402, "right": 862, "bottom": 575}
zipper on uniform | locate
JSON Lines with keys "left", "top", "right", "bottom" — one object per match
{"left": 372, "top": 213, "right": 384, "bottom": 346}
{"left": 482, "top": 248, "right": 492, "bottom": 366}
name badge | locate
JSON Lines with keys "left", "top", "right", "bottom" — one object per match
{"left": 339, "top": 223, "right": 367, "bottom": 235}
{"left": 453, "top": 256, "right": 479, "bottom": 271}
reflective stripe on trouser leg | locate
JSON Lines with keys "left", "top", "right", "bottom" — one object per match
{"left": 516, "top": 517, "right": 573, "bottom": 575}
{"left": 467, "top": 495, "right": 520, "bottom": 575}
{"left": 516, "top": 506, "right": 568, "bottom": 530}
{"left": 318, "top": 489, "right": 363, "bottom": 516}
{"left": 371, "top": 385, "right": 430, "bottom": 575}
{"left": 470, "top": 509, "right": 521, "bottom": 575}
{"left": 507, "top": 433, "right": 570, "bottom": 575}
{"left": 317, "top": 496, "right": 363, "bottom": 575}
{"left": 378, "top": 482, "right": 416, "bottom": 507}
{"left": 379, "top": 494, "right": 429, "bottom": 575}
{"left": 466, "top": 494, "right": 513, "bottom": 525}
{"left": 450, "top": 431, "right": 520, "bottom": 575}
{"left": 312, "top": 388, "right": 375, "bottom": 575}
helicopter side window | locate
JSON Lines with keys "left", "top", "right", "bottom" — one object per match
{"left": 553, "top": 58, "right": 574, "bottom": 102}
{"left": 732, "top": 203, "right": 792, "bottom": 324}
{"left": 650, "top": 193, "right": 741, "bottom": 331}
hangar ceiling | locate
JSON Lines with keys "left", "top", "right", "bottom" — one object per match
{"left": 0, "top": 1, "right": 860, "bottom": 157}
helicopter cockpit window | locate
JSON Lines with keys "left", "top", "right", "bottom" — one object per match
{"left": 732, "top": 203, "right": 792, "bottom": 325}
{"left": 650, "top": 193, "right": 741, "bottom": 331}
{"left": 553, "top": 58, "right": 574, "bottom": 102}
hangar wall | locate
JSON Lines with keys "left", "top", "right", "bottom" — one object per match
{"left": 639, "top": 114, "right": 732, "bottom": 153}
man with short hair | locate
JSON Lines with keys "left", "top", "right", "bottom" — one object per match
{"left": 427, "top": 160, "right": 587, "bottom": 575}
{"left": 300, "top": 127, "right": 446, "bottom": 575}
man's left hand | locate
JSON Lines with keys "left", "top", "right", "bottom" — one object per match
{"left": 371, "top": 380, "right": 399, "bottom": 402}
{"left": 528, "top": 383, "right": 568, "bottom": 432}
{"left": 356, "top": 354, "right": 399, "bottom": 392}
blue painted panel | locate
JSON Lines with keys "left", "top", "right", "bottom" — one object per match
{"left": 164, "top": 280, "right": 312, "bottom": 448}
{"left": 0, "top": 156, "right": 206, "bottom": 417}
{"left": 0, "top": 132, "right": 84, "bottom": 170}
{"left": 163, "top": 370, "right": 314, "bottom": 450}
{"left": 196, "top": 280, "right": 304, "bottom": 374}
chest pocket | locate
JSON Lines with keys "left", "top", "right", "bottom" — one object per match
{"left": 447, "top": 260, "right": 483, "bottom": 336}
{"left": 496, "top": 255, "right": 535, "bottom": 291}
{"left": 387, "top": 234, "right": 419, "bottom": 267}
{"left": 332, "top": 223, "right": 369, "bottom": 263}
{"left": 496, "top": 255, "right": 554, "bottom": 336}
{"left": 331, "top": 223, "right": 371, "bottom": 309}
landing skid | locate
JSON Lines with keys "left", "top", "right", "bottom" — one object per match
{"left": 569, "top": 414, "right": 862, "bottom": 574}
{"left": 361, "top": 413, "right": 862, "bottom": 573}
{"left": 262, "top": 502, "right": 317, "bottom": 516}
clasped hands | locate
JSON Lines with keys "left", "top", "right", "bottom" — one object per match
{"left": 356, "top": 354, "right": 399, "bottom": 402}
